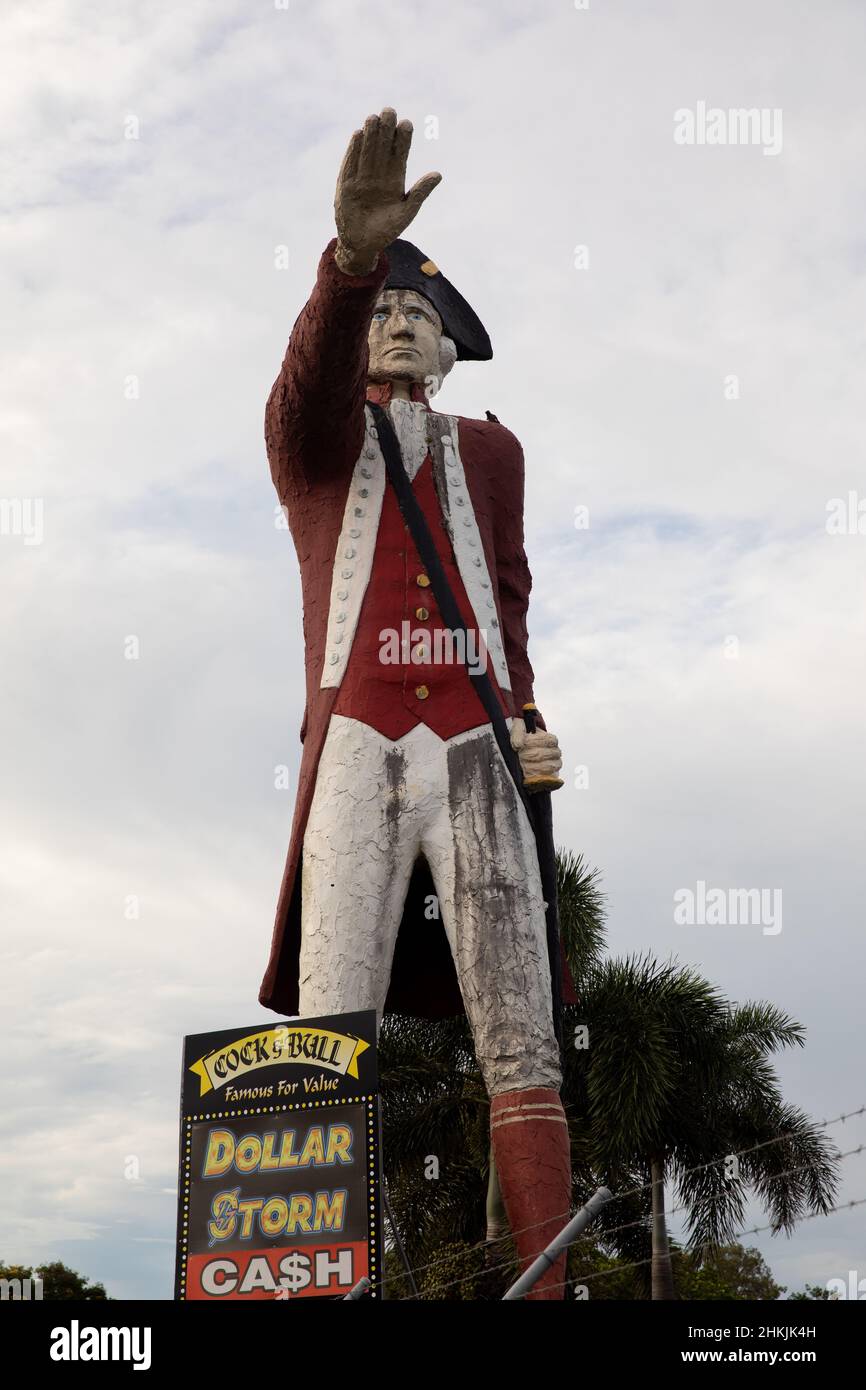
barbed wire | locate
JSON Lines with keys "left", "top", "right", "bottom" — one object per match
{"left": 394, "top": 1152, "right": 866, "bottom": 1303}
{"left": 397, "top": 1139, "right": 866, "bottom": 1301}
{"left": 384, "top": 1101, "right": 864, "bottom": 1289}
{"left": 553, "top": 1194, "right": 866, "bottom": 1299}
{"left": 562, "top": 1142, "right": 865, "bottom": 1250}
{"left": 376, "top": 1103, "right": 865, "bottom": 1300}
{"left": 577, "top": 1104, "right": 866, "bottom": 1216}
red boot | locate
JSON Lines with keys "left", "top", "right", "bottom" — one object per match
{"left": 490, "top": 1087, "right": 572, "bottom": 1300}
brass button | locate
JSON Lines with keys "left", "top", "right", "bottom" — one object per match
{"left": 415, "top": 684, "right": 430, "bottom": 700}
{"left": 415, "top": 606, "right": 430, "bottom": 621}
{"left": 416, "top": 573, "right": 431, "bottom": 588}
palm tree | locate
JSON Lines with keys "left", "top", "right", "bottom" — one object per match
{"left": 563, "top": 964, "right": 840, "bottom": 1299}
{"left": 658, "top": 1005, "right": 839, "bottom": 1255}
{"left": 562, "top": 954, "right": 727, "bottom": 1298}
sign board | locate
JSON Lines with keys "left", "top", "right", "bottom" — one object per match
{"left": 174, "top": 1011, "right": 381, "bottom": 1300}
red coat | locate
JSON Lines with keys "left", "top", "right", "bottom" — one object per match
{"left": 259, "top": 239, "right": 573, "bottom": 1018}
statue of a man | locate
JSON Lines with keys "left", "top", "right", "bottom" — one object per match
{"left": 260, "top": 108, "right": 575, "bottom": 1297}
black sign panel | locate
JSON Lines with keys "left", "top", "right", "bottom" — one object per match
{"left": 174, "top": 1011, "right": 380, "bottom": 1300}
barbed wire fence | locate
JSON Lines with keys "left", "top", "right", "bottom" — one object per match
{"left": 370, "top": 1101, "right": 865, "bottom": 1301}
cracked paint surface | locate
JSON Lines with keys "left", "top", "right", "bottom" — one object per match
{"left": 299, "top": 715, "right": 561, "bottom": 1096}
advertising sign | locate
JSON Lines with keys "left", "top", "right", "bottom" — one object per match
{"left": 174, "top": 1011, "right": 380, "bottom": 1300}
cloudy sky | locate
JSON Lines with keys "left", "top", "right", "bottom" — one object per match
{"left": 2, "top": 0, "right": 864, "bottom": 1300}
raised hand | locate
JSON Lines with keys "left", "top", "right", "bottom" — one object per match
{"left": 334, "top": 108, "right": 441, "bottom": 276}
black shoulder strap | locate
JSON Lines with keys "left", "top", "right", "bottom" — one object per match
{"left": 367, "top": 400, "right": 526, "bottom": 805}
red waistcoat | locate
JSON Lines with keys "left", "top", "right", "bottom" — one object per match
{"left": 333, "top": 452, "right": 509, "bottom": 741}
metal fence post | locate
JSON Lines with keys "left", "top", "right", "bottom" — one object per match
{"left": 502, "top": 1186, "right": 613, "bottom": 1300}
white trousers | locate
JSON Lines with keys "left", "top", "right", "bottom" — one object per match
{"left": 298, "top": 715, "right": 561, "bottom": 1096}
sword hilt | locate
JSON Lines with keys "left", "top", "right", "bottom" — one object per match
{"left": 521, "top": 702, "right": 564, "bottom": 793}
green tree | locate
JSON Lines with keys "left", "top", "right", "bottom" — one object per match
{"left": 566, "top": 1240, "right": 786, "bottom": 1300}
{"left": 673, "top": 1244, "right": 785, "bottom": 1300}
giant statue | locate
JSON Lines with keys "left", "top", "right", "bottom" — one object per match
{"left": 259, "top": 108, "right": 576, "bottom": 1298}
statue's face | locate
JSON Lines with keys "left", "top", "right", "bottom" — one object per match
{"left": 367, "top": 288, "right": 444, "bottom": 386}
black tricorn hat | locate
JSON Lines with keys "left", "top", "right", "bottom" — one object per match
{"left": 383, "top": 239, "right": 492, "bottom": 362}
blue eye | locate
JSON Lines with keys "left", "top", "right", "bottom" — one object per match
{"left": 372, "top": 311, "right": 387, "bottom": 321}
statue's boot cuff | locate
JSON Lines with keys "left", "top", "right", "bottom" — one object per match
{"left": 490, "top": 1086, "right": 572, "bottom": 1300}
